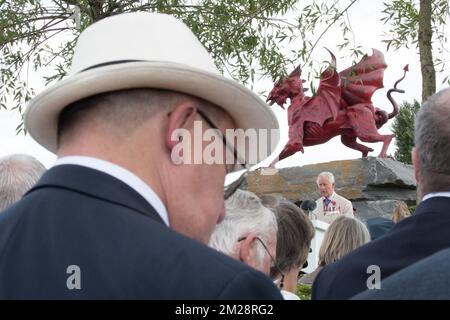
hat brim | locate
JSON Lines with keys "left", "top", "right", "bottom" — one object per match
{"left": 25, "top": 62, "right": 279, "bottom": 164}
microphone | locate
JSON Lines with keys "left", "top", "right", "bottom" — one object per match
{"left": 301, "top": 200, "right": 317, "bottom": 212}
{"left": 301, "top": 200, "right": 317, "bottom": 220}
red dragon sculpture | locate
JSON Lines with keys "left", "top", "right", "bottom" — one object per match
{"left": 267, "top": 49, "right": 408, "bottom": 164}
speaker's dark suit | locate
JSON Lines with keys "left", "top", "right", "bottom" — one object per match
{"left": 312, "top": 196, "right": 450, "bottom": 300}
{"left": 0, "top": 165, "right": 282, "bottom": 299}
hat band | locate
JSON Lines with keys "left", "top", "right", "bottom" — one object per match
{"left": 81, "top": 60, "right": 144, "bottom": 72}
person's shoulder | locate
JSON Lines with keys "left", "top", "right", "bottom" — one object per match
{"left": 334, "top": 193, "right": 351, "bottom": 203}
{"left": 414, "top": 197, "right": 450, "bottom": 218}
{"left": 165, "top": 230, "right": 259, "bottom": 276}
{"left": 0, "top": 201, "right": 26, "bottom": 239}
{"left": 312, "top": 234, "right": 388, "bottom": 299}
{"left": 353, "top": 247, "right": 450, "bottom": 299}
{"left": 216, "top": 267, "right": 283, "bottom": 299}
{"left": 0, "top": 192, "right": 41, "bottom": 239}
{"left": 137, "top": 227, "right": 282, "bottom": 299}
{"left": 174, "top": 238, "right": 283, "bottom": 299}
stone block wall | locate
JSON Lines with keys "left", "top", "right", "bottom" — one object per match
{"left": 245, "top": 157, "right": 416, "bottom": 220}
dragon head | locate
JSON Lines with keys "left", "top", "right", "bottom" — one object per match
{"left": 266, "top": 66, "right": 306, "bottom": 109}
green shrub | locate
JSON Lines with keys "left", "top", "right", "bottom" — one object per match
{"left": 296, "top": 284, "right": 312, "bottom": 300}
{"left": 392, "top": 100, "right": 420, "bottom": 164}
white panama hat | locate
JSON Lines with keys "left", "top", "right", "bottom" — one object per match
{"left": 24, "top": 12, "right": 279, "bottom": 164}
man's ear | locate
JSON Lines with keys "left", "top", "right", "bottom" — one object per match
{"left": 238, "top": 233, "right": 258, "bottom": 267}
{"left": 165, "top": 101, "right": 198, "bottom": 150}
{"left": 412, "top": 147, "right": 420, "bottom": 184}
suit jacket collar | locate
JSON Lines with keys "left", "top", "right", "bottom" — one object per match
{"left": 26, "top": 164, "right": 166, "bottom": 225}
{"left": 415, "top": 196, "right": 450, "bottom": 216}
{"left": 52, "top": 156, "right": 169, "bottom": 225}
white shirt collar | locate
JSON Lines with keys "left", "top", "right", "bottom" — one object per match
{"left": 281, "top": 290, "right": 301, "bottom": 300}
{"left": 422, "top": 192, "right": 450, "bottom": 202}
{"left": 52, "top": 156, "right": 169, "bottom": 226}
{"left": 322, "top": 192, "right": 336, "bottom": 200}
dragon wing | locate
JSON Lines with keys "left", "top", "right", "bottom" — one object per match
{"left": 313, "top": 49, "right": 342, "bottom": 121}
{"left": 291, "top": 49, "right": 341, "bottom": 127}
{"left": 339, "top": 49, "right": 387, "bottom": 106}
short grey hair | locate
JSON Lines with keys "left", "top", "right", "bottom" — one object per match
{"left": 0, "top": 154, "right": 46, "bottom": 211}
{"left": 415, "top": 87, "right": 450, "bottom": 195}
{"left": 58, "top": 88, "right": 225, "bottom": 148}
{"left": 209, "top": 190, "right": 278, "bottom": 268}
{"left": 316, "top": 171, "right": 335, "bottom": 185}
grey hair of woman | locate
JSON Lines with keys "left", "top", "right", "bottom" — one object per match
{"left": 209, "top": 189, "right": 277, "bottom": 268}
{"left": 319, "top": 216, "right": 370, "bottom": 266}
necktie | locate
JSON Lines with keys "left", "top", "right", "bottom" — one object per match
{"left": 324, "top": 198, "right": 331, "bottom": 206}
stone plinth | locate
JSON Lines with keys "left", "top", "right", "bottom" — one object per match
{"left": 246, "top": 157, "right": 416, "bottom": 220}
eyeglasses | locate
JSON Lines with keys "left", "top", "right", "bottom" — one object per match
{"left": 238, "top": 236, "right": 285, "bottom": 290}
{"left": 196, "top": 109, "right": 249, "bottom": 200}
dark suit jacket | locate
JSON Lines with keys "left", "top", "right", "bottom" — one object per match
{"left": 0, "top": 165, "right": 282, "bottom": 299}
{"left": 353, "top": 247, "right": 450, "bottom": 300}
{"left": 312, "top": 196, "right": 450, "bottom": 300}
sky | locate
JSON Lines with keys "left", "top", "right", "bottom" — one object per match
{"left": 0, "top": 0, "right": 448, "bottom": 170}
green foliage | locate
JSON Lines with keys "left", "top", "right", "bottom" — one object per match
{"left": 296, "top": 283, "right": 312, "bottom": 300}
{"left": 294, "top": 0, "right": 363, "bottom": 83}
{"left": 0, "top": 0, "right": 363, "bottom": 133}
{"left": 391, "top": 100, "right": 420, "bottom": 164}
{"left": 381, "top": 0, "right": 450, "bottom": 84}
{"left": 381, "top": 0, "right": 419, "bottom": 50}
{"left": 3, "top": 0, "right": 448, "bottom": 134}
{"left": 0, "top": 0, "right": 301, "bottom": 133}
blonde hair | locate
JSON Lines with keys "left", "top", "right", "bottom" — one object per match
{"left": 319, "top": 216, "right": 370, "bottom": 266}
{"left": 392, "top": 201, "right": 411, "bottom": 223}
